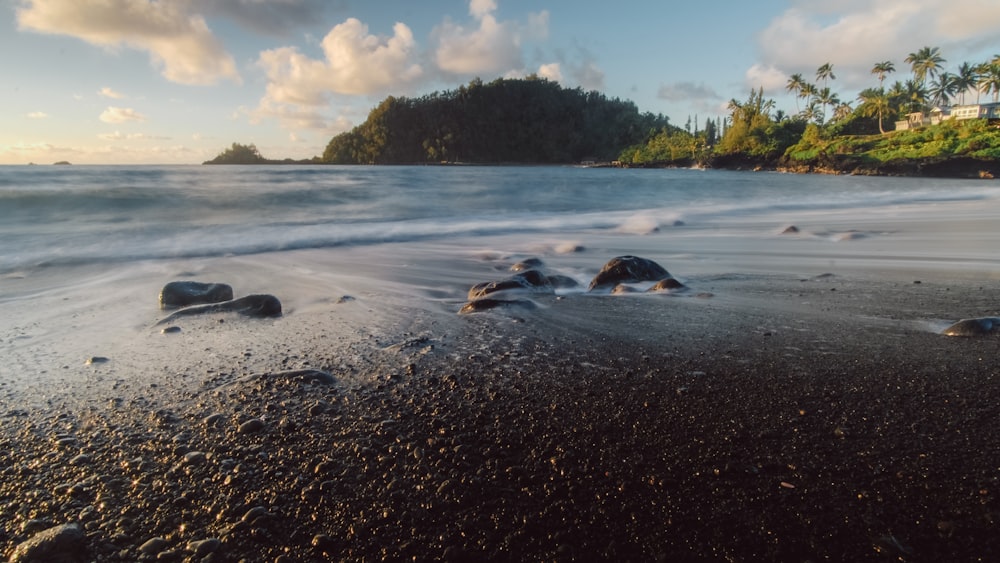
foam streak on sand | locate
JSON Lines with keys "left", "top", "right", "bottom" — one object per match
{"left": 2, "top": 166, "right": 1000, "bottom": 561}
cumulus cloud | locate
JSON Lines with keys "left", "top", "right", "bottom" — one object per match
{"left": 434, "top": 1, "right": 547, "bottom": 76}
{"left": 658, "top": 82, "right": 722, "bottom": 102}
{"left": 257, "top": 18, "right": 422, "bottom": 104}
{"left": 755, "top": 0, "right": 1000, "bottom": 91}
{"left": 99, "top": 87, "right": 124, "bottom": 99}
{"left": 27, "top": 111, "right": 49, "bottom": 119}
{"left": 744, "top": 64, "right": 789, "bottom": 92}
{"left": 16, "top": 0, "right": 239, "bottom": 85}
{"left": 538, "top": 63, "right": 562, "bottom": 82}
{"left": 99, "top": 106, "right": 146, "bottom": 123}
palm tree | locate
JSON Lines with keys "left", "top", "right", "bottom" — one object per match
{"left": 954, "top": 62, "right": 979, "bottom": 105}
{"left": 832, "top": 101, "right": 853, "bottom": 123}
{"left": 816, "top": 63, "right": 835, "bottom": 88}
{"left": 905, "top": 46, "right": 946, "bottom": 86}
{"left": 858, "top": 87, "right": 890, "bottom": 134}
{"left": 816, "top": 86, "right": 839, "bottom": 124}
{"left": 786, "top": 73, "right": 806, "bottom": 112}
{"left": 929, "top": 72, "right": 958, "bottom": 106}
{"left": 979, "top": 61, "right": 1000, "bottom": 103}
{"left": 799, "top": 83, "right": 818, "bottom": 120}
{"left": 871, "top": 61, "right": 895, "bottom": 88}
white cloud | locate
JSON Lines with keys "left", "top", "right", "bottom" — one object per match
{"left": 538, "top": 63, "right": 562, "bottom": 82}
{"left": 99, "top": 87, "right": 124, "bottom": 99}
{"left": 756, "top": 0, "right": 1000, "bottom": 92}
{"left": 434, "top": 1, "right": 541, "bottom": 76}
{"left": 98, "top": 131, "right": 170, "bottom": 141}
{"left": 257, "top": 18, "right": 422, "bottom": 103}
{"left": 744, "top": 64, "right": 789, "bottom": 93}
{"left": 99, "top": 106, "right": 146, "bottom": 123}
{"left": 27, "top": 111, "right": 49, "bottom": 119}
{"left": 16, "top": 0, "right": 239, "bottom": 85}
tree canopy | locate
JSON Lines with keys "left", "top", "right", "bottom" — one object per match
{"left": 321, "top": 77, "right": 671, "bottom": 164}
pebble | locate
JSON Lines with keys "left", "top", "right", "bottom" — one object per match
{"left": 188, "top": 538, "right": 221, "bottom": 557}
{"left": 69, "top": 453, "right": 92, "bottom": 465}
{"left": 239, "top": 418, "right": 266, "bottom": 434}
{"left": 139, "top": 536, "right": 169, "bottom": 555}
{"left": 183, "top": 451, "right": 207, "bottom": 465}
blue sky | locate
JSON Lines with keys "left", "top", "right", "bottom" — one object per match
{"left": 3, "top": 0, "right": 1000, "bottom": 164}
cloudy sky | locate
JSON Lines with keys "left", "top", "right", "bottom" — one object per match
{"left": 3, "top": 0, "right": 999, "bottom": 164}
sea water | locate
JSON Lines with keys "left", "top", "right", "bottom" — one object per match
{"left": 2, "top": 165, "right": 999, "bottom": 404}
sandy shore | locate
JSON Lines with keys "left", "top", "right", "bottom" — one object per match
{"left": 3, "top": 257, "right": 1000, "bottom": 561}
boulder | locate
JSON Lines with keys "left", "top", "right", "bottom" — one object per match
{"left": 588, "top": 256, "right": 670, "bottom": 292}
{"left": 159, "top": 281, "right": 234, "bottom": 309}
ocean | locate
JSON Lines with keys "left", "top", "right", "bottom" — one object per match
{"left": 2, "top": 164, "right": 999, "bottom": 403}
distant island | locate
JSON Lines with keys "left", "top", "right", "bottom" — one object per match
{"left": 206, "top": 46, "right": 1000, "bottom": 178}
{"left": 53, "top": 161, "right": 72, "bottom": 165}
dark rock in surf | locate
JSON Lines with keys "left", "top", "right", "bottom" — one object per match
{"left": 648, "top": 278, "right": 687, "bottom": 293}
{"left": 156, "top": 294, "right": 282, "bottom": 325}
{"left": 781, "top": 225, "right": 800, "bottom": 234}
{"left": 588, "top": 256, "right": 670, "bottom": 292}
{"left": 942, "top": 317, "right": 1000, "bottom": 337}
{"left": 459, "top": 298, "right": 537, "bottom": 314}
{"left": 468, "top": 270, "right": 554, "bottom": 300}
{"left": 8, "top": 522, "right": 86, "bottom": 563}
{"left": 510, "top": 258, "right": 544, "bottom": 272}
{"left": 159, "top": 281, "right": 234, "bottom": 309}
{"left": 545, "top": 274, "right": 580, "bottom": 289}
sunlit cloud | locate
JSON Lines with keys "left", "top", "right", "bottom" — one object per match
{"left": 99, "top": 106, "right": 146, "bottom": 123}
{"left": 98, "top": 131, "right": 170, "bottom": 141}
{"left": 26, "top": 111, "right": 49, "bottom": 119}
{"left": 99, "top": 87, "right": 125, "bottom": 99}
{"left": 434, "top": 1, "right": 541, "bottom": 75}
{"left": 755, "top": 0, "right": 1000, "bottom": 92}
{"left": 538, "top": 63, "right": 562, "bottom": 82}
{"left": 16, "top": 0, "right": 240, "bottom": 85}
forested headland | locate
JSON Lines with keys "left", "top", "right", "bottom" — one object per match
{"left": 321, "top": 77, "right": 670, "bottom": 165}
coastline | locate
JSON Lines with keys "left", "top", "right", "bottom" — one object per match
{"left": 4, "top": 263, "right": 1000, "bottom": 561}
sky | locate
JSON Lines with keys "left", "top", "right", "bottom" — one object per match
{"left": 3, "top": 0, "right": 1000, "bottom": 165}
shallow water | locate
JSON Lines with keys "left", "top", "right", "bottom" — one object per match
{"left": 2, "top": 165, "right": 999, "bottom": 402}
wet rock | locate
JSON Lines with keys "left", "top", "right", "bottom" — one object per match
{"left": 510, "top": 258, "right": 544, "bottom": 272}
{"left": 588, "top": 256, "right": 671, "bottom": 292}
{"left": 188, "top": 538, "right": 221, "bottom": 557}
{"left": 468, "top": 270, "right": 554, "bottom": 300}
{"left": 8, "top": 522, "right": 86, "bottom": 562}
{"left": 648, "top": 278, "right": 687, "bottom": 293}
{"left": 459, "top": 298, "right": 538, "bottom": 314}
{"left": 782, "top": 225, "right": 800, "bottom": 234}
{"left": 159, "top": 281, "right": 234, "bottom": 309}
{"left": 238, "top": 418, "right": 266, "bottom": 434}
{"left": 156, "top": 294, "right": 282, "bottom": 325}
{"left": 138, "top": 537, "right": 169, "bottom": 556}
{"left": 942, "top": 317, "right": 1000, "bottom": 337}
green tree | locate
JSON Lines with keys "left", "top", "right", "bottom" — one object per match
{"left": 954, "top": 62, "right": 979, "bottom": 105}
{"left": 857, "top": 87, "right": 890, "bottom": 134}
{"left": 871, "top": 61, "right": 895, "bottom": 88}
{"left": 204, "top": 142, "right": 267, "bottom": 164}
{"left": 929, "top": 72, "right": 958, "bottom": 106}
{"left": 786, "top": 73, "right": 807, "bottom": 113}
{"left": 905, "top": 46, "right": 946, "bottom": 86}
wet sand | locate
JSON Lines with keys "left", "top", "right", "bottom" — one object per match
{"left": 3, "top": 255, "right": 1000, "bottom": 561}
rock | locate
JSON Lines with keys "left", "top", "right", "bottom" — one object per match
{"left": 781, "top": 225, "right": 800, "bottom": 234}
{"left": 648, "top": 278, "right": 687, "bottom": 293}
{"left": 588, "top": 256, "right": 670, "bottom": 292}
{"left": 8, "top": 523, "right": 86, "bottom": 562}
{"left": 510, "top": 258, "right": 544, "bottom": 272}
{"left": 183, "top": 451, "right": 207, "bottom": 465}
{"left": 84, "top": 356, "right": 109, "bottom": 365}
{"left": 468, "top": 270, "right": 554, "bottom": 300}
{"left": 156, "top": 294, "right": 282, "bottom": 325}
{"left": 159, "top": 281, "right": 234, "bottom": 309}
{"left": 459, "top": 298, "right": 538, "bottom": 314}
{"left": 188, "top": 538, "right": 221, "bottom": 557}
{"left": 545, "top": 274, "right": 580, "bottom": 289}
{"left": 238, "top": 418, "right": 266, "bottom": 434}
{"left": 942, "top": 317, "right": 1000, "bottom": 337}
{"left": 138, "top": 537, "right": 169, "bottom": 556}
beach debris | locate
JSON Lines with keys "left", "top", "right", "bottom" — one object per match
{"left": 7, "top": 522, "right": 85, "bottom": 562}
{"left": 156, "top": 294, "right": 282, "bottom": 325}
{"left": 942, "top": 317, "right": 1000, "bottom": 337}
{"left": 588, "top": 255, "right": 670, "bottom": 292}
{"left": 159, "top": 280, "right": 234, "bottom": 309}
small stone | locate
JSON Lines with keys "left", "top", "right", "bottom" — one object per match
{"left": 139, "top": 537, "right": 169, "bottom": 555}
{"left": 183, "top": 451, "right": 207, "bottom": 465}
{"left": 69, "top": 453, "right": 92, "bottom": 465}
{"left": 203, "top": 413, "right": 225, "bottom": 427}
{"left": 238, "top": 418, "right": 266, "bottom": 434}
{"left": 85, "top": 356, "right": 109, "bottom": 365}
{"left": 161, "top": 326, "right": 182, "bottom": 334}
{"left": 241, "top": 506, "right": 269, "bottom": 523}
{"left": 188, "top": 538, "right": 221, "bottom": 557}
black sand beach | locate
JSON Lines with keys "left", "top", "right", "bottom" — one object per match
{"left": 3, "top": 270, "right": 1000, "bottom": 562}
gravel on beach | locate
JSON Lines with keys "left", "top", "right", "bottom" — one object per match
{"left": 3, "top": 273, "right": 1000, "bottom": 562}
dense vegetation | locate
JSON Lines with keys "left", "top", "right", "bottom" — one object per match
{"left": 320, "top": 77, "right": 671, "bottom": 164}
{"left": 204, "top": 142, "right": 317, "bottom": 165}
{"left": 624, "top": 47, "right": 1000, "bottom": 175}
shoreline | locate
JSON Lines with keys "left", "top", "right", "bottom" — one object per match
{"left": 4, "top": 268, "right": 1000, "bottom": 561}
